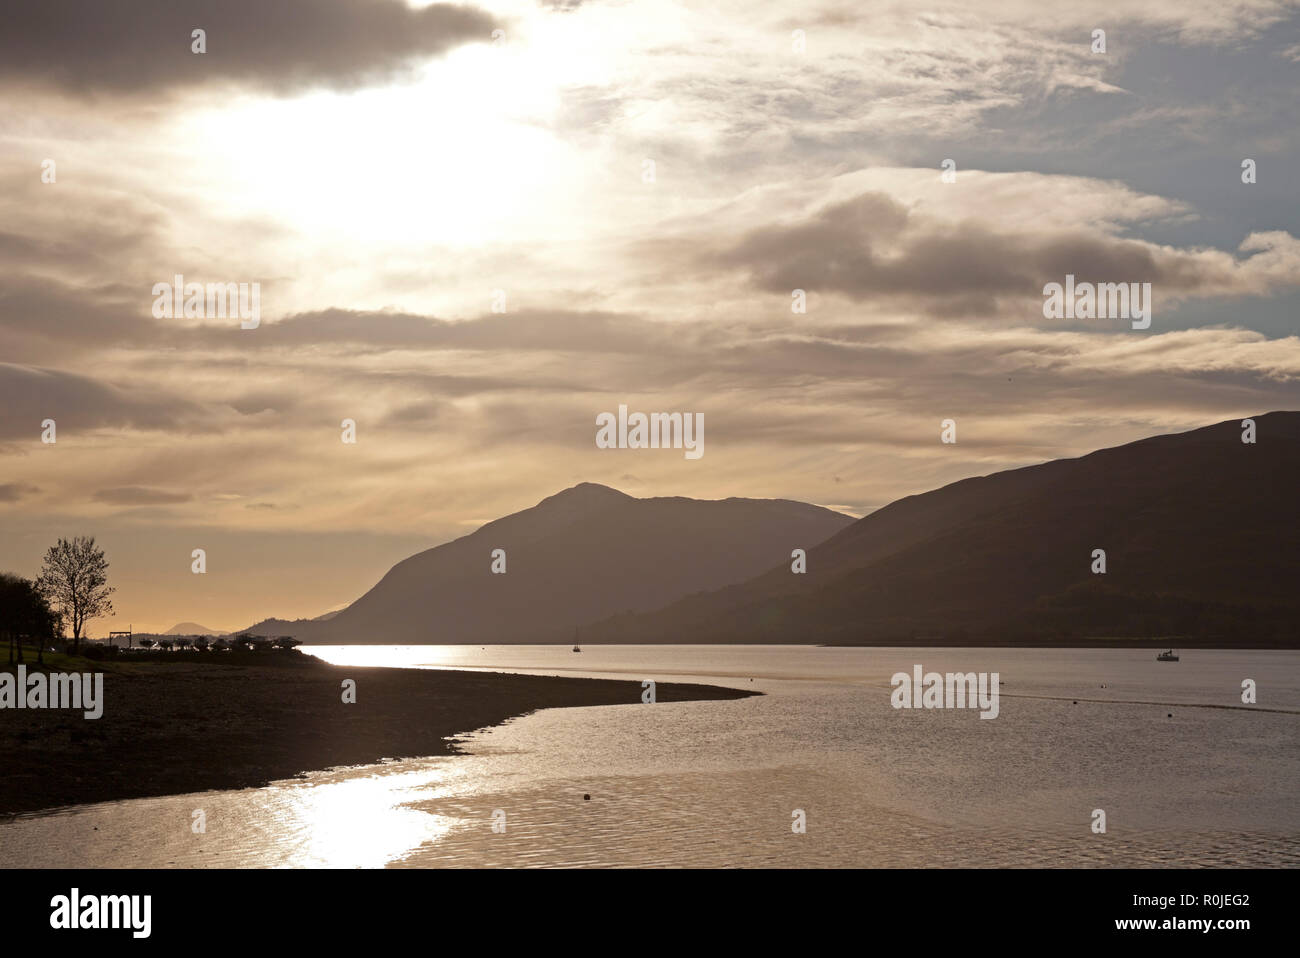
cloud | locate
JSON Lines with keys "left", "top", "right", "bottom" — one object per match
{"left": 705, "top": 189, "right": 1300, "bottom": 317}
{"left": 553, "top": 0, "right": 1285, "bottom": 173}
{"left": 0, "top": 483, "right": 39, "bottom": 502}
{"left": 93, "top": 487, "right": 193, "bottom": 505}
{"left": 222, "top": 307, "right": 670, "bottom": 353}
{"left": 0, "top": 363, "right": 209, "bottom": 439}
{"left": 0, "top": 0, "right": 497, "bottom": 97}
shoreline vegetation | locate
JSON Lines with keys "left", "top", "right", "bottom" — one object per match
{"left": 0, "top": 650, "right": 757, "bottom": 817}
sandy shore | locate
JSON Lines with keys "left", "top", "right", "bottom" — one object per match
{"left": 0, "top": 654, "right": 757, "bottom": 816}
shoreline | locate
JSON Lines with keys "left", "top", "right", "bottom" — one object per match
{"left": 0, "top": 654, "right": 757, "bottom": 817}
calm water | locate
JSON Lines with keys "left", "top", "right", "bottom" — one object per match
{"left": 2, "top": 645, "right": 1297, "bottom": 868}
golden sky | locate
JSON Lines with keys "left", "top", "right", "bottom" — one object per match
{"left": 2, "top": 0, "right": 1299, "bottom": 631}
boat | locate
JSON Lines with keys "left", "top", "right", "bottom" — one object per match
{"left": 572, "top": 644, "right": 582, "bottom": 653}
{"left": 1156, "top": 650, "right": 1179, "bottom": 662}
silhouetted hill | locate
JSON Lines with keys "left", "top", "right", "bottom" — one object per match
{"left": 163, "top": 622, "right": 225, "bottom": 636}
{"left": 245, "top": 483, "right": 853, "bottom": 643}
{"left": 580, "top": 413, "right": 1300, "bottom": 645}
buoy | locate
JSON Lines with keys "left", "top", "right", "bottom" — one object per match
{"left": 583, "top": 794, "right": 591, "bottom": 801}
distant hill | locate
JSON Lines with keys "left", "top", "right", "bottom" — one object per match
{"left": 243, "top": 483, "right": 854, "bottom": 643}
{"left": 580, "top": 413, "right": 1300, "bottom": 645}
{"left": 163, "top": 622, "right": 226, "bottom": 636}
{"left": 242, "top": 615, "right": 320, "bottom": 637}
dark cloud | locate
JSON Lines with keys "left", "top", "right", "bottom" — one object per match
{"left": 93, "top": 487, "right": 193, "bottom": 505}
{"left": 0, "top": 363, "right": 208, "bottom": 439}
{"left": 1, "top": 281, "right": 682, "bottom": 369}
{"left": 382, "top": 400, "right": 446, "bottom": 426}
{"left": 710, "top": 191, "right": 1287, "bottom": 312}
{"left": 0, "top": 483, "right": 40, "bottom": 502}
{"left": 0, "top": 0, "right": 497, "bottom": 96}
{"left": 0, "top": 277, "right": 157, "bottom": 363}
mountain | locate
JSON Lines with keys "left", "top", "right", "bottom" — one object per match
{"left": 164, "top": 622, "right": 226, "bottom": 636}
{"left": 244, "top": 483, "right": 854, "bottom": 643}
{"left": 580, "top": 413, "right": 1300, "bottom": 645}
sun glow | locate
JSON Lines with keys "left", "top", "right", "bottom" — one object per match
{"left": 173, "top": 41, "right": 579, "bottom": 248}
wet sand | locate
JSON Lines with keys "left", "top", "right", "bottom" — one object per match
{"left": 0, "top": 654, "right": 757, "bottom": 816}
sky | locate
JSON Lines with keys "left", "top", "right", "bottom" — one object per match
{"left": 2, "top": 0, "right": 1298, "bottom": 633}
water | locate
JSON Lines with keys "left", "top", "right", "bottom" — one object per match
{"left": 2, "top": 646, "right": 1296, "bottom": 868}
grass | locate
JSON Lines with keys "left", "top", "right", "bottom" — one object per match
{"left": 1, "top": 646, "right": 314, "bottom": 675}
{"left": 3, "top": 649, "right": 144, "bottom": 675}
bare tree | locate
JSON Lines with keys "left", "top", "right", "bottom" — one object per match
{"left": 36, "top": 536, "right": 115, "bottom": 654}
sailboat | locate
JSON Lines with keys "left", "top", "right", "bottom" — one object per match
{"left": 572, "top": 631, "right": 581, "bottom": 653}
{"left": 1156, "top": 649, "right": 1179, "bottom": 662}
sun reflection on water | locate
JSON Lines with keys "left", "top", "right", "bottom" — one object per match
{"left": 258, "top": 764, "right": 458, "bottom": 868}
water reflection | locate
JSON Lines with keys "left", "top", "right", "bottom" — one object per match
{"left": 0, "top": 760, "right": 459, "bottom": 869}
{"left": 2, "top": 646, "right": 1297, "bottom": 868}
{"left": 258, "top": 764, "right": 458, "bottom": 868}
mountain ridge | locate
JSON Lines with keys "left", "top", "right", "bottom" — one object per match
{"left": 242, "top": 483, "right": 854, "bottom": 643}
{"left": 579, "top": 412, "right": 1300, "bottom": 645}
